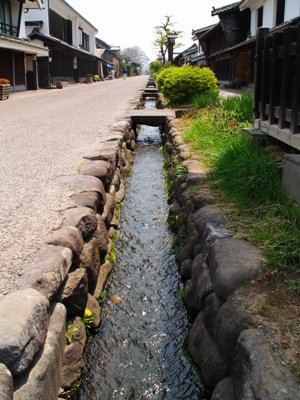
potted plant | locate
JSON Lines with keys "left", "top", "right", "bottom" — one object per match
{"left": 0, "top": 78, "right": 10, "bottom": 100}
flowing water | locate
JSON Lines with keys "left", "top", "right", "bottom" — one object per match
{"left": 76, "top": 100, "right": 201, "bottom": 400}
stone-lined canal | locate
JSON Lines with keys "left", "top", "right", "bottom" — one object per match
{"left": 76, "top": 101, "right": 201, "bottom": 399}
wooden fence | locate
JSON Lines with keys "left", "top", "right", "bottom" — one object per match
{"left": 254, "top": 23, "right": 300, "bottom": 150}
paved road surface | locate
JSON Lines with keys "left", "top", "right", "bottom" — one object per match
{"left": 0, "top": 76, "right": 148, "bottom": 298}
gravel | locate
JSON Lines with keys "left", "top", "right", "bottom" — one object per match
{"left": 0, "top": 76, "right": 147, "bottom": 298}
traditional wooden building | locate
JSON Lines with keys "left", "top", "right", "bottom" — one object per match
{"left": 95, "top": 37, "right": 123, "bottom": 79}
{"left": 24, "top": 0, "right": 100, "bottom": 87}
{"left": 0, "top": 0, "right": 48, "bottom": 91}
{"left": 193, "top": 2, "right": 251, "bottom": 84}
{"left": 173, "top": 43, "right": 198, "bottom": 66}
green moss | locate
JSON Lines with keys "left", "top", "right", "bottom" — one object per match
{"left": 65, "top": 321, "right": 79, "bottom": 345}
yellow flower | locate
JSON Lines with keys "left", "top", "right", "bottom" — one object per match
{"left": 84, "top": 308, "right": 93, "bottom": 318}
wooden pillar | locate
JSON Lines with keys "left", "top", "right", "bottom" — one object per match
{"left": 254, "top": 27, "right": 269, "bottom": 119}
{"left": 268, "top": 32, "right": 284, "bottom": 125}
{"left": 290, "top": 24, "right": 300, "bottom": 134}
{"left": 278, "top": 27, "right": 297, "bottom": 129}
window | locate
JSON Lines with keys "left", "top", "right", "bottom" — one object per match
{"left": 276, "top": 0, "right": 285, "bottom": 25}
{"left": 79, "top": 28, "right": 89, "bottom": 51}
{"left": 0, "top": 0, "right": 15, "bottom": 36}
{"left": 257, "top": 6, "right": 263, "bottom": 28}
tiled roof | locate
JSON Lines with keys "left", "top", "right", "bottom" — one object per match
{"left": 211, "top": 1, "right": 241, "bottom": 15}
{"left": 192, "top": 24, "right": 218, "bottom": 36}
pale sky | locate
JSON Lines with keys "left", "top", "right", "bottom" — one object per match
{"left": 67, "top": 0, "right": 233, "bottom": 60}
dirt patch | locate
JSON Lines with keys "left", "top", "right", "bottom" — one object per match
{"left": 241, "top": 271, "right": 300, "bottom": 381}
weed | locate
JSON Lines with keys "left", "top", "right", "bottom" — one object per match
{"left": 221, "top": 91, "right": 254, "bottom": 123}
{"left": 65, "top": 321, "right": 79, "bottom": 345}
{"left": 105, "top": 242, "right": 116, "bottom": 264}
{"left": 192, "top": 89, "right": 220, "bottom": 108}
{"left": 98, "top": 290, "right": 107, "bottom": 306}
{"left": 81, "top": 308, "right": 94, "bottom": 329}
{"left": 180, "top": 286, "right": 187, "bottom": 302}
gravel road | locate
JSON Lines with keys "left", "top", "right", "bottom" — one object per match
{"left": 0, "top": 75, "right": 148, "bottom": 298}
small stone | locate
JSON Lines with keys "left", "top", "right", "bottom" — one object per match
{"left": 86, "top": 294, "right": 102, "bottom": 329}
{"left": 70, "top": 191, "right": 102, "bottom": 211}
{"left": 58, "top": 268, "right": 88, "bottom": 316}
{"left": 193, "top": 206, "right": 227, "bottom": 238}
{"left": 80, "top": 238, "right": 101, "bottom": 293}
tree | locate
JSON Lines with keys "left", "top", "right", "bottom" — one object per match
{"left": 153, "top": 16, "right": 182, "bottom": 64}
{"left": 121, "top": 46, "right": 149, "bottom": 70}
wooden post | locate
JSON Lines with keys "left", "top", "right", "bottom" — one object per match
{"left": 278, "top": 27, "right": 297, "bottom": 129}
{"left": 290, "top": 24, "right": 300, "bottom": 134}
{"left": 254, "top": 27, "right": 270, "bottom": 119}
{"left": 260, "top": 34, "right": 272, "bottom": 120}
{"left": 269, "top": 32, "right": 284, "bottom": 125}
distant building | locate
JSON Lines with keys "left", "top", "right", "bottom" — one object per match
{"left": 173, "top": 43, "right": 198, "bottom": 66}
{"left": 0, "top": 0, "right": 48, "bottom": 91}
{"left": 95, "top": 37, "right": 123, "bottom": 79}
{"left": 25, "top": 0, "right": 100, "bottom": 87}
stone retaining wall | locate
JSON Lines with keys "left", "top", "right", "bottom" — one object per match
{"left": 0, "top": 109, "right": 139, "bottom": 398}
{"left": 162, "top": 119, "right": 300, "bottom": 400}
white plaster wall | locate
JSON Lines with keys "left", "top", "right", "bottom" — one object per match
{"left": 23, "top": 0, "right": 50, "bottom": 36}
{"left": 285, "top": 0, "right": 300, "bottom": 21}
{"left": 263, "top": 0, "right": 276, "bottom": 27}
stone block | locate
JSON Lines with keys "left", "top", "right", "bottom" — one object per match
{"left": 80, "top": 160, "right": 114, "bottom": 188}
{"left": 282, "top": 154, "right": 300, "bottom": 206}
{"left": 18, "top": 246, "right": 73, "bottom": 300}
{"left": 211, "top": 377, "right": 235, "bottom": 400}
{"left": 193, "top": 206, "right": 227, "bottom": 238}
{"left": 46, "top": 226, "right": 84, "bottom": 257}
{"left": 61, "top": 317, "right": 87, "bottom": 389}
{"left": 115, "top": 181, "right": 126, "bottom": 203}
{"left": 93, "top": 261, "right": 113, "bottom": 298}
{"left": 102, "top": 193, "right": 115, "bottom": 227}
{"left": 185, "top": 255, "right": 213, "bottom": 311}
{"left": 56, "top": 175, "right": 106, "bottom": 205}
{"left": 14, "top": 303, "right": 66, "bottom": 400}
{"left": 93, "top": 214, "right": 109, "bottom": 258}
{"left": 0, "top": 363, "right": 13, "bottom": 400}
{"left": 70, "top": 191, "right": 102, "bottom": 211}
{"left": 58, "top": 268, "right": 88, "bottom": 316}
{"left": 203, "top": 293, "right": 223, "bottom": 338}
{"left": 0, "top": 289, "right": 50, "bottom": 376}
{"left": 209, "top": 238, "right": 262, "bottom": 299}
{"left": 63, "top": 207, "right": 98, "bottom": 240}
{"left": 180, "top": 259, "right": 193, "bottom": 281}
{"left": 213, "top": 295, "right": 254, "bottom": 358}
{"left": 86, "top": 294, "right": 102, "bottom": 329}
{"left": 188, "top": 312, "right": 228, "bottom": 388}
{"left": 234, "top": 329, "right": 300, "bottom": 400}
{"left": 80, "top": 238, "right": 101, "bottom": 293}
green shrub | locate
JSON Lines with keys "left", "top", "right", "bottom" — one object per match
{"left": 160, "top": 66, "right": 217, "bottom": 104}
{"left": 149, "top": 60, "right": 163, "bottom": 76}
{"left": 155, "top": 66, "right": 178, "bottom": 91}
{"left": 192, "top": 88, "right": 220, "bottom": 108}
{"left": 222, "top": 91, "right": 254, "bottom": 123}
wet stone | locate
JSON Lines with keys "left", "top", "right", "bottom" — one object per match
{"left": 211, "top": 377, "right": 235, "bottom": 400}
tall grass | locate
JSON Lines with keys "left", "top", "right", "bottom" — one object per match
{"left": 222, "top": 91, "right": 254, "bottom": 123}
{"left": 192, "top": 89, "right": 220, "bottom": 108}
{"left": 183, "top": 106, "right": 300, "bottom": 271}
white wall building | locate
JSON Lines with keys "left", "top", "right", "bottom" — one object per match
{"left": 240, "top": 0, "right": 300, "bottom": 36}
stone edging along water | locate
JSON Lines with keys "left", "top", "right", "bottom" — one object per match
{"left": 0, "top": 90, "right": 142, "bottom": 399}
{"left": 162, "top": 118, "right": 300, "bottom": 400}
{"left": 0, "top": 81, "right": 299, "bottom": 400}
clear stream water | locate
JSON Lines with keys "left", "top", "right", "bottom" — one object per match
{"left": 76, "top": 100, "right": 201, "bottom": 400}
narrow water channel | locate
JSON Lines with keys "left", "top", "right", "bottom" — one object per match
{"left": 77, "top": 100, "right": 201, "bottom": 400}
